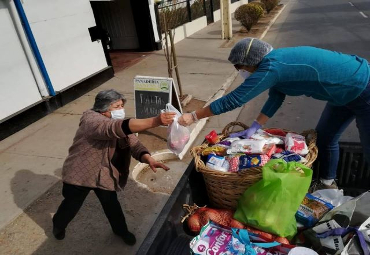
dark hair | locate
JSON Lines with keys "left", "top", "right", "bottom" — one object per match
{"left": 92, "top": 89, "right": 126, "bottom": 112}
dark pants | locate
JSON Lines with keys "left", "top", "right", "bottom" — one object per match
{"left": 53, "top": 183, "right": 129, "bottom": 236}
{"left": 316, "top": 80, "right": 370, "bottom": 179}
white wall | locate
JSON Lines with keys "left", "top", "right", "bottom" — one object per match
{"left": 0, "top": 2, "right": 42, "bottom": 122}
{"left": 214, "top": 0, "right": 247, "bottom": 22}
{"left": 162, "top": 16, "right": 208, "bottom": 45}
{"left": 23, "top": 0, "right": 108, "bottom": 92}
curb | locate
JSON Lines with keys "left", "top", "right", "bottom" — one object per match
{"left": 178, "top": 3, "right": 288, "bottom": 159}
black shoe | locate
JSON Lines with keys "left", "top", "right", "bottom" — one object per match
{"left": 53, "top": 227, "right": 66, "bottom": 240}
{"left": 121, "top": 231, "right": 136, "bottom": 246}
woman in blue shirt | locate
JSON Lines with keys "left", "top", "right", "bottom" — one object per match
{"left": 179, "top": 37, "right": 370, "bottom": 190}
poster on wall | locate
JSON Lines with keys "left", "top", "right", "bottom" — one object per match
{"left": 134, "top": 76, "right": 182, "bottom": 119}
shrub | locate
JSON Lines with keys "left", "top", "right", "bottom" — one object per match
{"left": 235, "top": 3, "right": 264, "bottom": 31}
{"left": 261, "top": 0, "right": 279, "bottom": 13}
{"left": 249, "top": 1, "right": 266, "bottom": 12}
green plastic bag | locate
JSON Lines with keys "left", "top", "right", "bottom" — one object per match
{"left": 234, "top": 159, "right": 313, "bottom": 239}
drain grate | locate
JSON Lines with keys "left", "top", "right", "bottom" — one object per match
{"left": 314, "top": 142, "right": 370, "bottom": 196}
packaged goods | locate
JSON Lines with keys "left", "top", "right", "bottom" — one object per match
{"left": 205, "top": 130, "right": 221, "bottom": 145}
{"left": 226, "top": 155, "right": 242, "bottom": 172}
{"left": 285, "top": 133, "right": 309, "bottom": 156}
{"left": 251, "top": 129, "right": 284, "bottom": 145}
{"left": 202, "top": 146, "right": 227, "bottom": 156}
{"left": 206, "top": 154, "right": 229, "bottom": 172}
{"left": 296, "top": 193, "right": 334, "bottom": 227}
{"left": 239, "top": 155, "right": 270, "bottom": 169}
{"left": 227, "top": 139, "right": 266, "bottom": 154}
{"left": 271, "top": 151, "right": 307, "bottom": 163}
{"left": 264, "top": 128, "right": 287, "bottom": 138}
{"left": 218, "top": 137, "right": 241, "bottom": 147}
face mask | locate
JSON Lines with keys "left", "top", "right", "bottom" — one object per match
{"left": 111, "top": 109, "right": 125, "bottom": 119}
{"left": 239, "top": 69, "right": 251, "bottom": 80}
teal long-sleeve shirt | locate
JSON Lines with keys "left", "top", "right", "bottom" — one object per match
{"left": 210, "top": 46, "right": 370, "bottom": 118}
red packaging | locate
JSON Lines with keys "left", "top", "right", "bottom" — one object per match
{"left": 205, "top": 130, "right": 220, "bottom": 145}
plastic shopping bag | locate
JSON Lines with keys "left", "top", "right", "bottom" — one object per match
{"left": 234, "top": 159, "right": 313, "bottom": 239}
{"left": 165, "top": 103, "right": 190, "bottom": 156}
{"left": 302, "top": 191, "right": 370, "bottom": 255}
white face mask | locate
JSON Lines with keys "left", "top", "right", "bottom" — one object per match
{"left": 111, "top": 109, "right": 125, "bottom": 119}
{"left": 239, "top": 69, "right": 251, "bottom": 80}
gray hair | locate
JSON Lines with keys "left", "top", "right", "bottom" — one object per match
{"left": 92, "top": 89, "right": 126, "bottom": 112}
{"left": 228, "top": 37, "right": 273, "bottom": 67}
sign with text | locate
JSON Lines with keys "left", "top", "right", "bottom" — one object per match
{"left": 134, "top": 76, "right": 182, "bottom": 119}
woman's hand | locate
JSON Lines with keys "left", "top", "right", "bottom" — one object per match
{"left": 178, "top": 113, "right": 194, "bottom": 126}
{"left": 159, "top": 112, "right": 176, "bottom": 126}
{"left": 141, "top": 154, "right": 170, "bottom": 173}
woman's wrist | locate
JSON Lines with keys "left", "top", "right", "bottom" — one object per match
{"left": 191, "top": 111, "right": 198, "bottom": 122}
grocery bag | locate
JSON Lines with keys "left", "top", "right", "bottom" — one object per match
{"left": 234, "top": 159, "right": 313, "bottom": 239}
{"left": 165, "top": 103, "right": 190, "bottom": 156}
{"left": 303, "top": 191, "right": 370, "bottom": 255}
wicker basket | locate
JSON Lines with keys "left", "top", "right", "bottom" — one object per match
{"left": 190, "top": 122, "right": 318, "bottom": 210}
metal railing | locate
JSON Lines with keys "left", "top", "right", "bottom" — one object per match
{"left": 157, "top": 0, "right": 209, "bottom": 32}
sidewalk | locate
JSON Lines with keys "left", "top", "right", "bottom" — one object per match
{"left": 0, "top": 7, "right": 286, "bottom": 255}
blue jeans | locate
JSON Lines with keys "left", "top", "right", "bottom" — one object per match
{"left": 316, "top": 80, "right": 370, "bottom": 179}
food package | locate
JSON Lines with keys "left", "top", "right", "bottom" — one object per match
{"left": 226, "top": 155, "right": 242, "bottom": 172}
{"left": 238, "top": 155, "right": 270, "bottom": 169}
{"left": 201, "top": 146, "right": 227, "bottom": 156}
{"left": 217, "top": 137, "right": 241, "bottom": 147}
{"left": 264, "top": 128, "right": 287, "bottom": 138}
{"left": 251, "top": 129, "right": 284, "bottom": 145}
{"left": 296, "top": 193, "right": 334, "bottom": 227}
{"left": 206, "top": 154, "right": 229, "bottom": 172}
{"left": 271, "top": 151, "right": 307, "bottom": 163}
{"left": 227, "top": 139, "right": 266, "bottom": 154}
{"left": 285, "top": 133, "right": 309, "bottom": 156}
{"left": 205, "top": 130, "right": 220, "bottom": 145}
{"left": 263, "top": 144, "right": 277, "bottom": 157}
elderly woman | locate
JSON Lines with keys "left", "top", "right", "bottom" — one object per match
{"left": 179, "top": 37, "right": 370, "bottom": 191}
{"left": 52, "top": 89, "right": 175, "bottom": 245}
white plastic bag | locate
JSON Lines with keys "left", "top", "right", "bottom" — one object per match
{"left": 165, "top": 103, "right": 190, "bottom": 155}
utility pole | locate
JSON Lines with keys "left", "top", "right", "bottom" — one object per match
{"left": 220, "top": 0, "right": 232, "bottom": 39}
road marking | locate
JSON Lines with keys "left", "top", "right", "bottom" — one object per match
{"left": 359, "top": 11, "right": 368, "bottom": 18}
{"left": 349, "top": 2, "right": 354, "bottom": 6}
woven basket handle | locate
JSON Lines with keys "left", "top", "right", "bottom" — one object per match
{"left": 222, "top": 122, "right": 249, "bottom": 137}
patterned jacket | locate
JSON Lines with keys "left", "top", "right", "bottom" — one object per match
{"left": 62, "top": 110, "right": 149, "bottom": 191}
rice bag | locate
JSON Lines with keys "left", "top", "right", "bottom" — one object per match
{"left": 239, "top": 155, "right": 270, "bottom": 169}
{"left": 251, "top": 129, "right": 284, "bottom": 145}
{"left": 227, "top": 139, "right": 266, "bottom": 154}
{"left": 271, "top": 151, "right": 307, "bottom": 163}
{"left": 295, "top": 193, "right": 334, "bottom": 227}
{"left": 202, "top": 146, "right": 227, "bottom": 156}
{"left": 206, "top": 154, "right": 229, "bottom": 172}
{"left": 285, "top": 133, "right": 309, "bottom": 156}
